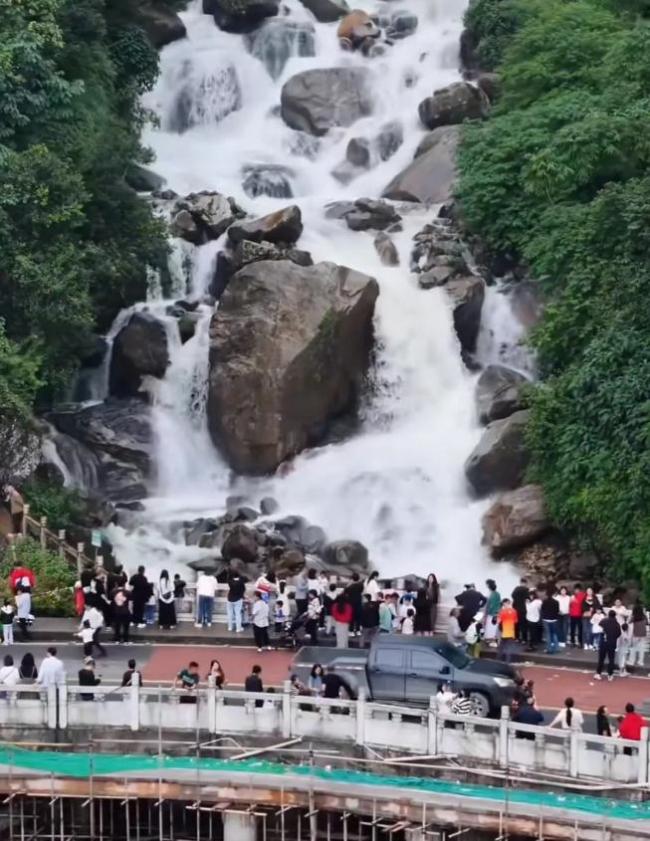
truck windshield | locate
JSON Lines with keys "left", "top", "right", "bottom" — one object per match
{"left": 433, "top": 642, "right": 470, "bottom": 669}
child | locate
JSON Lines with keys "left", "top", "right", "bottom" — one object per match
{"left": 401, "top": 607, "right": 415, "bottom": 635}
{"left": 76, "top": 619, "right": 96, "bottom": 658}
{"left": 617, "top": 622, "right": 632, "bottom": 676}
{"left": 0, "top": 600, "right": 15, "bottom": 646}
{"left": 590, "top": 607, "right": 605, "bottom": 651}
{"left": 274, "top": 599, "right": 287, "bottom": 633}
{"left": 466, "top": 617, "right": 483, "bottom": 658}
{"left": 173, "top": 573, "right": 186, "bottom": 615}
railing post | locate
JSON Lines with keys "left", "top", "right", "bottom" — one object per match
{"left": 207, "top": 675, "right": 216, "bottom": 735}
{"left": 427, "top": 696, "right": 438, "bottom": 755}
{"left": 46, "top": 685, "right": 57, "bottom": 730}
{"left": 57, "top": 530, "right": 66, "bottom": 558}
{"left": 58, "top": 684, "right": 68, "bottom": 729}
{"left": 355, "top": 689, "right": 366, "bottom": 747}
{"left": 498, "top": 705, "right": 510, "bottom": 768}
{"left": 22, "top": 505, "right": 29, "bottom": 537}
{"left": 282, "top": 680, "right": 292, "bottom": 738}
{"left": 130, "top": 672, "right": 140, "bottom": 732}
{"left": 76, "top": 543, "right": 84, "bottom": 576}
{"left": 39, "top": 517, "right": 47, "bottom": 549}
{"left": 638, "top": 727, "right": 649, "bottom": 785}
{"left": 569, "top": 731, "right": 579, "bottom": 778}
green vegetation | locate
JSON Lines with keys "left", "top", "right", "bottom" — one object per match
{"left": 23, "top": 480, "right": 85, "bottom": 532}
{"left": 0, "top": 538, "right": 76, "bottom": 617}
{"left": 458, "top": 0, "right": 650, "bottom": 585}
{"left": 0, "top": 0, "right": 174, "bottom": 410}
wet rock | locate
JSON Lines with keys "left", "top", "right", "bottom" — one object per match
{"left": 109, "top": 312, "right": 169, "bottom": 398}
{"left": 375, "top": 121, "right": 403, "bottom": 161}
{"left": 233, "top": 506, "right": 260, "bottom": 522}
{"left": 177, "top": 312, "right": 199, "bottom": 344}
{"left": 207, "top": 259, "right": 379, "bottom": 474}
{"left": 323, "top": 540, "right": 370, "bottom": 575}
{"left": 242, "top": 164, "right": 294, "bottom": 198}
{"left": 383, "top": 125, "right": 459, "bottom": 203}
{"left": 232, "top": 239, "right": 313, "bottom": 270}
{"left": 222, "top": 524, "right": 260, "bottom": 562}
{"left": 476, "top": 72, "right": 501, "bottom": 103}
{"left": 374, "top": 232, "right": 399, "bottom": 266}
{"left": 168, "top": 62, "right": 241, "bottom": 133}
{"left": 170, "top": 209, "right": 200, "bottom": 244}
{"left": 228, "top": 205, "right": 303, "bottom": 245}
{"left": 287, "top": 132, "right": 321, "bottom": 160}
{"left": 138, "top": 2, "right": 186, "bottom": 48}
{"left": 385, "top": 11, "right": 417, "bottom": 40}
{"left": 347, "top": 137, "right": 371, "bottom": 168}
{"left": 246, "top": 19, "right": 315, "bottom": 80}
{"left": 475, "top": 365, "right": 528, "bottom": 424}
{"left": 418, "top": 82, "right": 488, "bottom": 130}
{"left": 345, "top": 199, "right": 400, "bottom": 232}
{"left": 204, "top": 0, "right": 279, "bottom": 33}
{"left": 280, "top": 67, "right": 373, "bottom": 136}
{"left": 162, "top": 191, "right": 238, "bottom": 243}
{"left": 125, "top": 164, "right": 166, "bottom": 193}
{"left": 464, "top": 410, "right": 531, "bottom": 497}
{"left": 260, "top": 496, "right": 280, "bottom": 515}
{"left": 324, "top": 201, "right": 357, "bottom": 220}
{"left": 78, "top": 334, "right": 108, "bottom": 369}
{"left": 297, "top": 0, "right": 348, "bottom": 22}
{"left": 482, "top": 484, "right": 550, "bottom": 556}
{"left": 270, "top": 547, "right": 306, "bottom": 576}
{"left": 211, "top": 253, "right": 235, "bottom": 300}
{"left": 446, "top": 275, "right": 485, "bottom": 355}
{"left": 417, "top": 265, "right": 454, "bottom": 288}
{"left": 337, "top": 10, "right": 380, "bottom": 50}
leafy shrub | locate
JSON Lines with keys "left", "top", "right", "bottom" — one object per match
{"left": 23, "top": 480, "right": 85, "bottom": 532}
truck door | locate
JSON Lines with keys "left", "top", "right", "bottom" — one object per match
{"left": 405, "top": 648, "right": 453, "bottom": 705}
{"left": 368, "top": 646, "right": 407, "bottom": 703}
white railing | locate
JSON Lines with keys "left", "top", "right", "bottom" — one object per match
{"left": 0, "top": 681, "right": 647, "bottom": 785}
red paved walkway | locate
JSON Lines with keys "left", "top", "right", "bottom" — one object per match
{"left": 523, "top": 663, "right": 650, "bottom": 714}
{"left": 142, "top": 645, "right": 294, "bottom": 686}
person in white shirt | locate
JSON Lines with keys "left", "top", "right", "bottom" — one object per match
{"left": 555, "top": 586, "right": 571, "bottom": 649}
{"left": 435, "top": 681, "right": 455, "bottom": 715}
{"left": 306, "top": 590, "right": 323, "bottom": 645}
{"left": 0, "top": 654, "right": 20, "bottom": 693}
{"left": 195, "top": 572, "right": 218, "bottom": 628}
{"left": 525, "top": 592, "right": 543, "bottom": 651}
{"left": 550, "top": 697, "right": 584, "bottom": 731}
{"left": 590, "top": 608, "right": 605, "bottom": 650}
{"left": 401, "top": 608, "right": 415, "bottom": 635}
{"left": 252, "top": 592, "right": 271, "bottom": 652}
{"left": 37, "top": 648, "right": 66, "bottom": 687}
{"left": 612, "top": 599, "right": 630, "bottom": 626}
{"left": 363, "top": 572, "right": 380, "bottom": 601}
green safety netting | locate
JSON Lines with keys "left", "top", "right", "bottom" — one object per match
{"left": 0, "top": 747, "right": 648, "bottom": 822}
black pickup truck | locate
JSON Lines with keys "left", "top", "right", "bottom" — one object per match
{"left": 292, "top": 636, "right": 517, "bottom": 717}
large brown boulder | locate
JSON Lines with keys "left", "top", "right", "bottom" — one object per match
{"left": 475, "top": 365, "right": 528, "bottom": 424}
{"left": 109, "top": 312, "right": 169, "bottom": 398}
{"left": 446, "top": 275, "right": 485, "bottom": 355}
{"left": 482, "top": 484, "right": 550, "bottom": 556}
{"left": 207, "top": 260, "right": 379, "bottom": 474}
{"left": 418, "top": 82, "right": 488, "bottom": 130}
{"left": 138, "top": 2, "right": 186, "bottom": 48}
{"left": 227, "top": 205, "right": 303, "bottom": 245}
{"left": 280, "top": 68, "right": 373, "bottom": 136}
{"left": 382, "top": 126, "right": 459, "bottom": 204}
{"left": 465, "top": 409, "right": 531, "bottom": 497}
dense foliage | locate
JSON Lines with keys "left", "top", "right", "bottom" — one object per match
{"left": 458, "top": 0, "right": 650, "bottom": 585}
{"left": 0, "top": 538, "right": 76, "bottom": 616}
{"left": 23, "top": 479, "right": 85, "bottom": 531}
{"left": 0, "top": 0, "right": 173, "bottom": 409}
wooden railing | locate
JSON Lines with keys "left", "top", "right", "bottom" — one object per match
{"left": 10, "top": 504, "right": 99, "bottom": 575}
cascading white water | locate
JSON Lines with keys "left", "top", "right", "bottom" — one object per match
{"left": 103, "top": 0, "right": 524, "bottom": 591}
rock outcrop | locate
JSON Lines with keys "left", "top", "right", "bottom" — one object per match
{"left": 203, "top": 0, "right": 279, "bottom": 33}
{"left": 297, "top": 0, "right": 348, "bottom": 22}
{"left": 482, "top": 484, "right": 550, "bottom": 556}
{"left": 109, "top": 312, "right": 169, "bottom": 398}
{"left": 382, "top": 126, "right": 459, "bottom": 203}
{"left": 207, "top": 259, "right": 379, "bottom": 474}
{"left": 227, "top": 205, "right": 303, "bottom": 245}
{"left": 242, "top": 164, "right": 294, "bottom": 198}
{"left": 446, "top": 275, "right": 485, "bottom": 355}
{"left": 138, "top": 2, "right": 186, "bottom": 48}
{"left": 246, "top": 19, "right": 315, "bottom": 80}
{"left": 475, "top": 365, "right": 528, "bottom": 424}
{"left": 281, "top": 68, "right": 373, "bottom": 136}
{"left": 418, "top": 82, "right": 488, "bottom": 130}
{"left": 464, "top": 410, "right": 531, "bottom": 497}
{"left": 154, "top": 190, "right": 242, "bottom": 244}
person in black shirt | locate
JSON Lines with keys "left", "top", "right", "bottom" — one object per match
{"left": 129, "top": 566, "right": 150, "bottom": 628}
{"left": 175, "top": 661, "right": 200, "bottom": 703}
{"left": 226, "top": 572, "right": 247, "bottom": 633}
{"left": 245, "top": 664, "right": 264, "bottom": 707}
{"left": 78, "top": 657, "right": 101, "bottom": 701}
{"left": 511, "top": 578, "right": 530, "bottom": 643}
{"left": 322, "top": 667, "right": 354, "bottom": 700}
{"left": 455, "top": 584, "right": 486, "bottom": 632}
{"left": 121, "top": 659, "right": 141, "bottom": 687}
{"left": 540, "top": 591, "right": 560, "bottom": 654}
{"left": 360, "top": 594, "right": 379, "bottom": 647}
{"left": 596, "top": 705, "right": 612, "bottom": 736}
{"left": 594, "top": 611, "right": 621, "bottom": 680}
{"left": 512, "top": 697, "right": 544, "bottom": 739}
{"left": 344, "top": 573, "right": 364, "bottom": 637}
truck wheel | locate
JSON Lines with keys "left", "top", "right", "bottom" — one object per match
{"left": 468, "top": 691, "right": 490, "bottom": 718}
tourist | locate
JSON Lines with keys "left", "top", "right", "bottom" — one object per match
{"left": 322, "top": 665, "right": 353, "bottom": 700}
{"left": 309, "top": 663, "right": 324, "bottom": 694}
{"left": 79, "top": 603, "right": 106, "bottom": 657}
{"left": 255, "top": 570, "right": 277, "bottom": 599}
{"left": 401, "top": 607, "right": 415, "bottom": 635}
{"left": 465, "top": 616, "right": 483, "bottom": 657}
{"left": 121, "top": 659, "right": 141, "bottom": 687}
{"left": 112, "top": 586, "right": 131, "bottom": 644}
{"left": 194, "top": 570, "right": 218, "bottom": 629}
{"left": 596, "top": 705, "right": 612, "bottom": 737}
{"left": 360, "top": 593, "right": 379, "bottom": 646}
{"left": 252, "top": 591, "right": 271, "bottom": 652}
{"left": 511, "top": 577, "right": 530, "bottom": 643}
{"left": 497, "top": 598, "right": 518, "bottom": 663}
{"left": 173, "top": 573, "right": 186, "bottom": 615}
{"left": 450, "top": 689, "right": 473, "bottom": 717}
{"left": 399, "top": 582, "right": 416, "bottom": 620}
{"left": 19, "top": 653, "right": 38, "bottom": 681}
{"left": 512, "top": 697, "right": 544, "bottom": 739}
{"left": 73, "top": 581, "right": 85, "bottom": 617}
{"left": 483, "top": 579, "right": 501, "bottom": 648}
{"left": 446, "top": 608, "right": 464, "bottom": 648}
{"left": 332, "top": 594, "right": 352, "bottom": 648}
{"left": 273, "top": 599, "right": 287, "bottom": 632}
{"left": 0, "top": 655, "right": 20, "bottom": 697}
{"left": 1, "top": 598, "right": 15, "bottom": 645}
{"left": 76, "top": 620, "right": 100, "bottom": 659}
{"left": 426, "top": 573, "right": 440, "bottom": 633}
{"left": 618, "top": 702, "right": 647, "bottom": 743}
{"left": 129, "top": 566, "right": 150, "bottom": 628}
{"left": 617, "top": 622, "right": 632, "bottom": 676}
{"left": 363, "top": 571, "right": 380, "bottom": 601}
{"left": 306, "top": 589, "right": 322, "bottom": 645}
{"left": 568, "top": 584, "right": 585, "bottom": 647}
{"left": 107, "top": 564, "right": 127, "bottom": 595}
{"left": 581, "top": 587, "right": 599, "bottom": 650}
{"left": 435, "top": 681, "right": 455, "bottom": 714}
{"left": 156, "top": 570, "right": 176, "bottom": 630}
{"left": 15, "top": 585, "right": 31, "bottom": 641}
{"left": 540, "top": 587, "right": 560, "bottom": 654}
{"left": 144, "top": 582, "right": 156, "bottom": 625}
{"left": 293, "top": 569, "right": 310, "bottom": 616}
{"left": 555, "top": 585, "right": 570, "bottom": 648}
{"left": 174, "top": 661, "right": 200, "bottom": 704}
{"left": 78, "top": 657, "right": 101, "bottom": 702}
{"left": 9, "top": 557, "right": 35, "bottom": 593}
{"left": 525, "top": 590, "right": 542, "bottom": 651}
{"left": 378, "top": 594, "right": 393, "bottom": 634}
{"left": 306, "top": 568, "right": 321, "bottom": 596}
{"left": 628, "top": 602, "right": 648, "bottom": 668}
{"left": 594, "top": 610, "right": 621, "bottom": 681}
{"left": 323, "top": 583, "right": 338, "bottom": 635}
{"left": 344, "top": 573, "right": 364, "bottom": 637}
{"left": 37, "top": 648, "right": 66, "bottom": 687}
{"left": 455, "top": 583, "right": 486, "bottom": 631}
{"left": 5, "top": 486, "right": 25, "bottom": 536}
{"left": 317, "top": 570, "right": 329, "bottom": 596}
{"left": 413, "top": 588, "right": 432, "bottom": 636}
{"left": 612, "top": 597, "right": 630, "bottom": 626}
{"left": 207, "top": 659, "right": 226, "bottom": 688}
{"left": 244, "top": 664, "right": 264, "bottom": 707}
{"left": 226, "top": 570, "right": 246, "bottom": 633}
{"left": 590, "top": 606, "right": 605, "bottom": 650}
{"left": 550, "top": 697, "right": 583, "bottom": 731}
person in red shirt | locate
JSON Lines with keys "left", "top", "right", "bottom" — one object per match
{"left": 9, "top": 564, "right": 35, "bottom": 593}
{"left": 618, "top": 703, "right": 647, "bottom": 742}
{"left": 568, "top": 585, "right": 585, "bottom": 647}
{"left": 331, "top": 595, "right": 353, "bottom": 649}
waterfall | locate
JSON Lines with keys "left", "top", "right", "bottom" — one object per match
{"left": 97, "top": 0, "right": 525, "bottom": 590}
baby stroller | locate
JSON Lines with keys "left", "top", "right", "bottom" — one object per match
{"left": 278, "top": 612, "right": 308, "bottom": 649}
